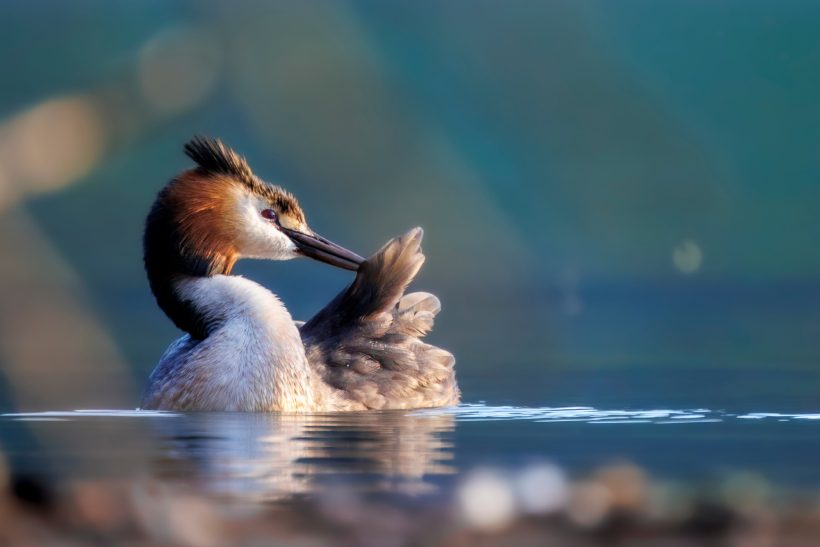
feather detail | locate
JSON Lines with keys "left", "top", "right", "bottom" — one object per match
{"left": 184, "top": 136, "right": 255, "bottom": 183}
{"left": 301, "top": 228, "right": 459, "bottom": 410}
{"left": 182, "top": 136, "right": 306, "bottom": 225}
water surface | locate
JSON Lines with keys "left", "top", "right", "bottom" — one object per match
{"left": 2, "top": 404, "right": 820, "bottom": 501}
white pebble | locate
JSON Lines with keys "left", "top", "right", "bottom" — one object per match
{"left": 457, "top": 468, "right": 516, "bottom": 532}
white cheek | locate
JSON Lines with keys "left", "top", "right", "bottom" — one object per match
{"left": 235, "top": 196, "right": 300, "bottom": 260}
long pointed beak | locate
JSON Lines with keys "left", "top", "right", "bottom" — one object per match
{"left": 281, "top": 228, "right": 364, "bottom": 271}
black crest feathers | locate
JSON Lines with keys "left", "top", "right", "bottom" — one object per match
{"left": 183, "top": 136, "right": 254, "bottom": 183}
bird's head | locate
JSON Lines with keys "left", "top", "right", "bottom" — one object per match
{"left": 147, "top": 137, "right": 363, "bottom": 277}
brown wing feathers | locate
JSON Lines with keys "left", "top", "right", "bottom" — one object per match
{"left": 301, "top": 228, "right": 424, "bottom": 333}
{"left": 300, "top": 228, "right": 459, "bottom": 409}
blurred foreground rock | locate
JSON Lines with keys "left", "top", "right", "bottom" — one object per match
{"left": 2, "top": 458, "right": 820, "bottom": 547}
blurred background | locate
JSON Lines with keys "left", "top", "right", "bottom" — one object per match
{"left": 1, "top": 0, "right": 819, "bottom": 413}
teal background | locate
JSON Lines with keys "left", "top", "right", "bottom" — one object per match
{"left": 0, "top": 1, "right": 819, "bottom": 412}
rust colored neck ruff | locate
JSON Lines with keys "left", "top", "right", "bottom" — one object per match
{"left": 143, "top": 173, "right": 238, "bottom": 340}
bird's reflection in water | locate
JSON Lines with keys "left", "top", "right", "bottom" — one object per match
{"left": 151, "top": 411, "right": 456, "bottom": 500}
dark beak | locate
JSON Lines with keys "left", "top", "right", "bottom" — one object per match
{"left": 281, "top": 228, "right": 364, "bottom": 271}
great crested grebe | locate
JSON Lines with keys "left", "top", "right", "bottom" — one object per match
{"left": 141, "top": 137, "right": 458, "bottom": 412}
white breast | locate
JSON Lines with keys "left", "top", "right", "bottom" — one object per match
{"left": 144, "top": 275, "right": 316, "bottom": 411}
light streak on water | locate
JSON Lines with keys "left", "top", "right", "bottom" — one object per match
{"left": 3, "top": 406, "right": 820, "bottom": 425}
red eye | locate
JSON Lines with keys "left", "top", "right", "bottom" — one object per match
{"left": 261, "top": 209, "right": 277, "bottom": 221}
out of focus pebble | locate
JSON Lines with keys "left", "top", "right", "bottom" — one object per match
{"left": 10, "top": 474, "right": 53, "bottom": 511}
{"left": 595, "top": 463, "right": 647, "bottom": 511}
{"left": 567, "top": 480, "right": 612, "bottom": 528}
{"left": 457, "top": 467, "right": 516, "bottom": 532}
{"left": 167, "top": 494, "right": 225, "bottom": 547}
{"left": 70, "top": 480, "right": 129, "bottom": 531}
{"left": 719, "top": 471, "right": 771, "bottom": 512}
{"left": 513, "top": 462, "right": 568, "bottom": 514}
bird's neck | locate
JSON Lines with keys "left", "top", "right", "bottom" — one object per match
{"left": 144, "top": 193, "right": 237, "bottom": 339}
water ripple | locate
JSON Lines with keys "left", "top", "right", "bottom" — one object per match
{"left": 1, "top": 409, "right": 180, "bottom": 419}
{"left": 2, "top": 406, "right": 820, "bottom": 425}
{"left": 414, "top": 404, "right": 820, "bottom": 424}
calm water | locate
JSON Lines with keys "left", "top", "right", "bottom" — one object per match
{"left": 2, "top": 403, "right": 820, "bottom": 501}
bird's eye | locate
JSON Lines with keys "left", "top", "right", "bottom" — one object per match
{"left": 261, "top": 209, "right": 277, "bottom": 221}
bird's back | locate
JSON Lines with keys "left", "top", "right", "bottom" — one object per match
{"left": 301, "top": 228, "right": 459, "bottom": 410}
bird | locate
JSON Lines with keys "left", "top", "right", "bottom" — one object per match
{"left": 140, "top": 137, "right": 458, "bottom": 412}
